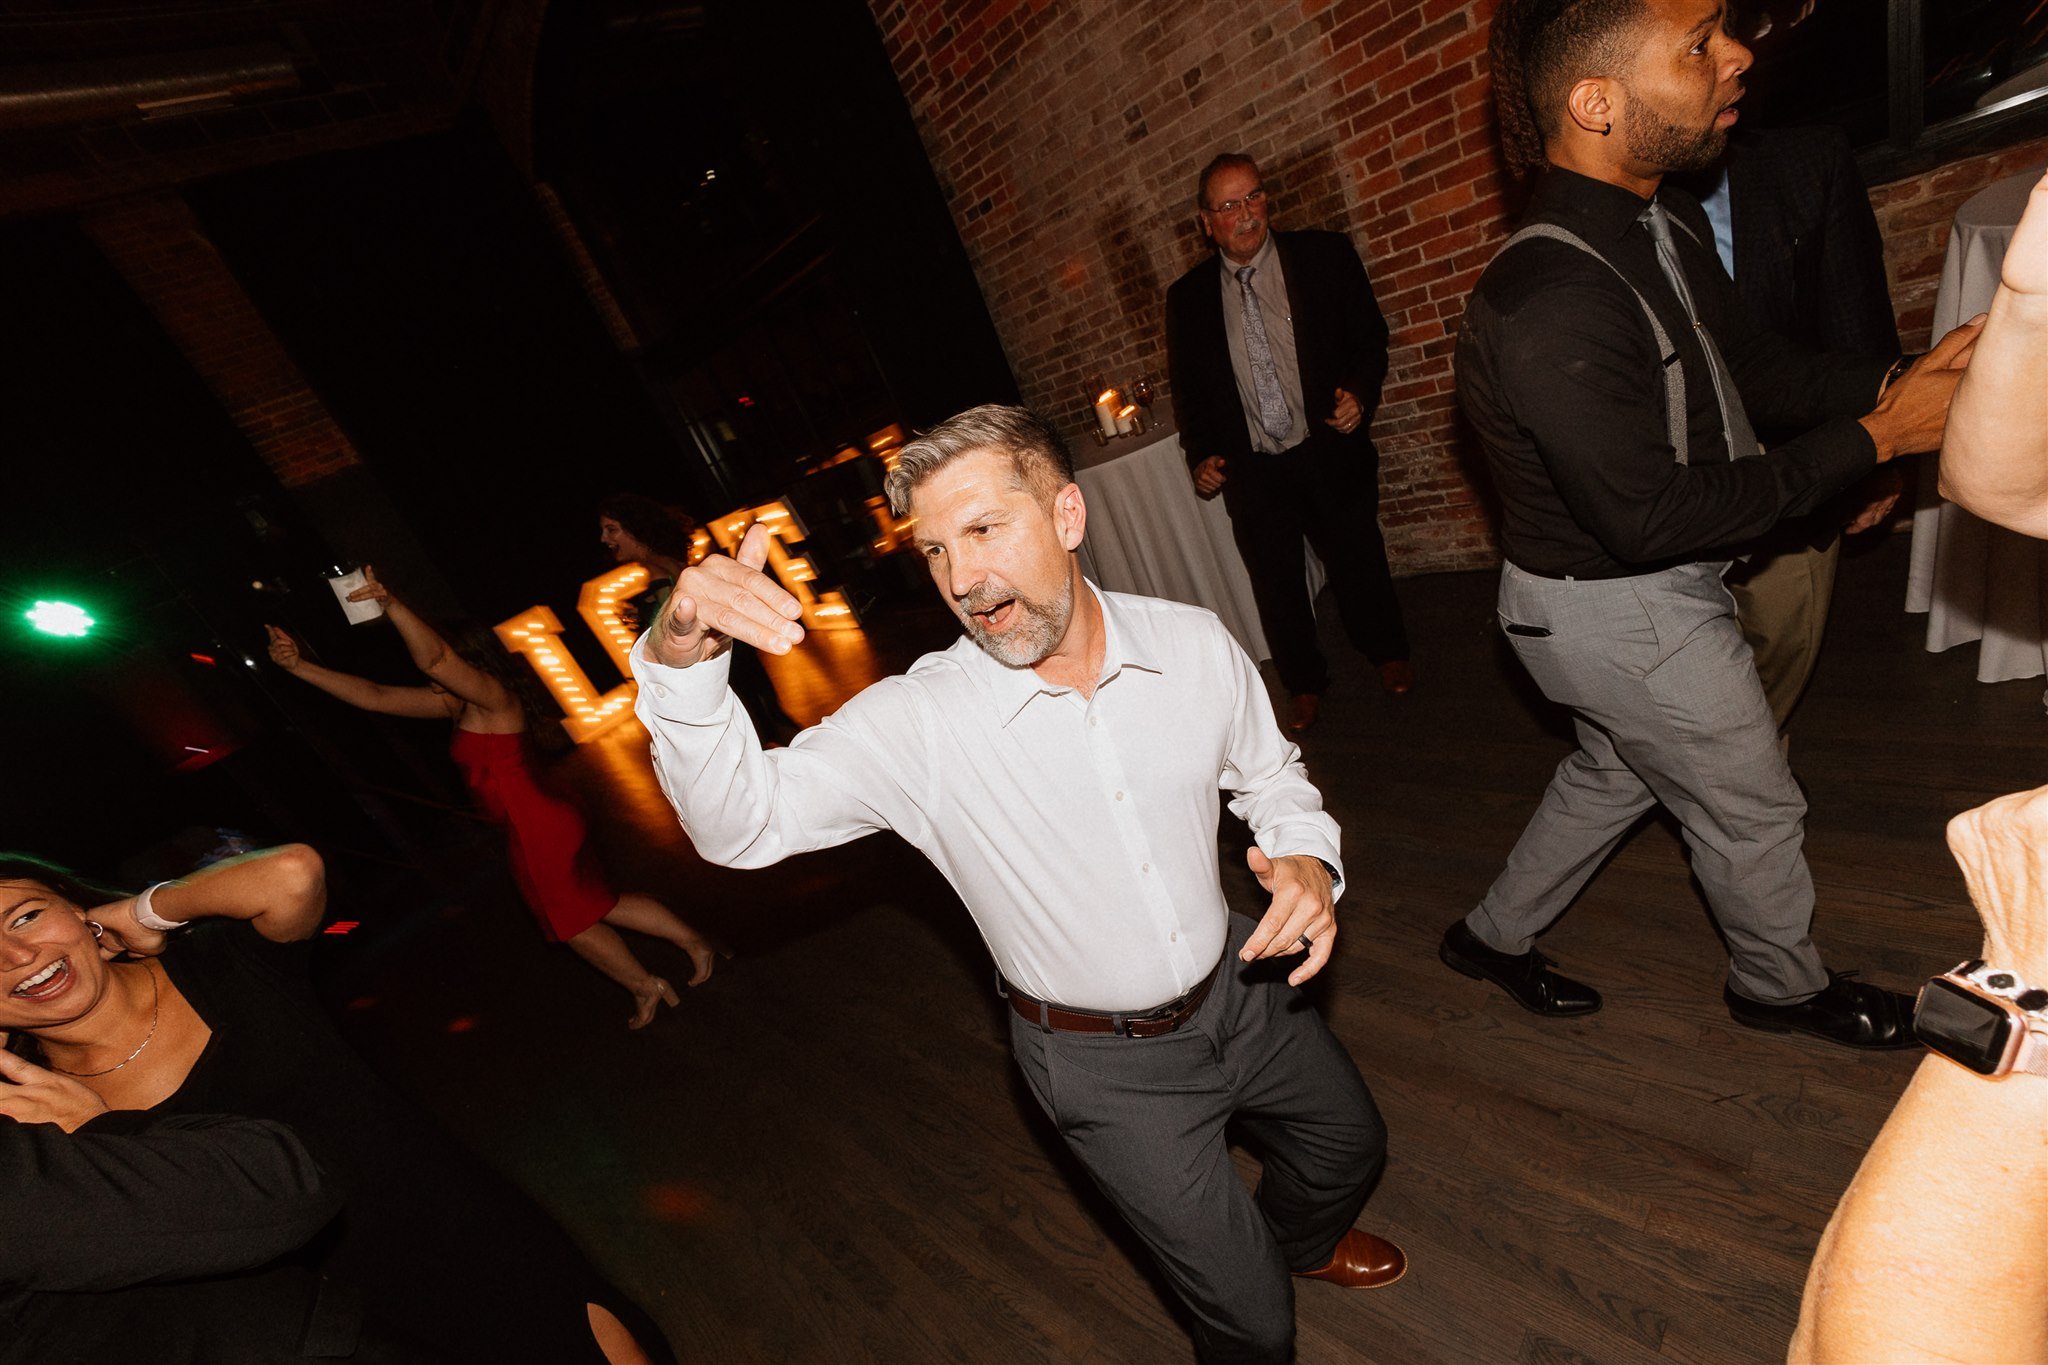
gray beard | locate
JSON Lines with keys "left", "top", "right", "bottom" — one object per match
{"left": 1621, "top": 89, "right": 1727, "bottom": 175}
{"left": 961, "top": 575, "right": 1075, "bottom": 669}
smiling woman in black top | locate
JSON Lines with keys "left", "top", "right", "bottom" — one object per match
{"left": 0, "top": 845, "right": 673, "bottom": 1365}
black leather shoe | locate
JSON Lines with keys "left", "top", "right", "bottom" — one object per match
{"left": 1439, "top": 922, "right": 1601, "bottom": 1016}
{"left": 1725, "top": 971, "right": 1918, "bottom": 1049}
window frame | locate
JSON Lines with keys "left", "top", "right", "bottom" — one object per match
{"left": 1855, "top": 0, "right": 2048, "bottom": 182}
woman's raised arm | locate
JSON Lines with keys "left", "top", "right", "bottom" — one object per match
{"left": 94, "top": 843, "right": 329, "bottom": 950}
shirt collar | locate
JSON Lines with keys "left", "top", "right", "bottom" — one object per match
{"left": 968, "top": 582, "right": 1165, "bottom": 726}
{"left": 1216, "top": 229, "right": 1279, "bottom": 281}
{"left": 1528, "top": 165, "right": 1657, "bottom": 246}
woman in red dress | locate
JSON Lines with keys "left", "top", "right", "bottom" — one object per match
{"left": 267, "top": 569, "right": 716, "bottom": 1028}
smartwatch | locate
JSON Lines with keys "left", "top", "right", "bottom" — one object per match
{"left": 1913, "top": 959, "right": 2048, "bottom": 1078}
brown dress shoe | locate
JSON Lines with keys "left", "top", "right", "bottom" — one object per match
{"left": 1293, "top": 1229, "right": 1407, "bottom": 1289}
{"left": 1378, "top": 659, "right": 1414, "bottom": 695}
{"left": 1285, "top": 692, "right": 1321, "bottom": 734}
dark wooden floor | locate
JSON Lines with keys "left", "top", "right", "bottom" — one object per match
{"left": 335, "top": 532, "right": 2046, "bottom": 1364}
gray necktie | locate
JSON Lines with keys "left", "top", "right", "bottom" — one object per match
{"left": 1641, "top": 201, "right": 1760, "bottom": 464}
{"left": 1235, "top": 265, "right": 1294, "bottom": 442}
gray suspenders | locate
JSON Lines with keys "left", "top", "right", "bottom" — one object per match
{"left": 1496, "top": 222, "right": 1692, "bottom": 466}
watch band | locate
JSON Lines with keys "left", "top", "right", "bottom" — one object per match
{"left": 1945, "top": 960, "right": 2048, "bottom": 1077}
{"left": 1313, "top": 857, "right": 1342, "bottom": 893}
{"left": 131, "top": 882, "right": 187, "bottom": 933}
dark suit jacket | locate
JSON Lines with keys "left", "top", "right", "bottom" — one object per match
{"left": 1164, "top": 229, "right": 1391, "bottom": 474}
{"left": 1721, "top": 124, "right": 1900, "bottom": 362}
{"left": 1689, "top": 124, "right": 1902, "bottom": 548}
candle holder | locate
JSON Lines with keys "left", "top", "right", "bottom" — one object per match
{"left": 1087, "top": 376, "right": 1124, "bottom": 447}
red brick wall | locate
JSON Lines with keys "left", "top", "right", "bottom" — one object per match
{"left": 1872, "top": 135, "right": 2048, "bottom": 352}
{"left": 871, "top": 1, "right": 2039, "bottom": 573}
{"left": 81, "top": 193, "right": 362, "bottom": 489}
{"left": 869, "top": 0, "right": 1507, "bottom": 574}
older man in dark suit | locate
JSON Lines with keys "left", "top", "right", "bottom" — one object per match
{"left": 1165, "top": 153, "right": 1410, "bottom": 733}
{"left": 1682, "top": 122, "right": 1903, "bottom": 731}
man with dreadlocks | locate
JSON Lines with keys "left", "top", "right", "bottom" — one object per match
{"left": 1442, "top": 0, "right": 1980, "bottom": 1048}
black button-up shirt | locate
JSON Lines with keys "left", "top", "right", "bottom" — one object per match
{"left": 1456, "top": 167, "right": 1892, "bottom": 579}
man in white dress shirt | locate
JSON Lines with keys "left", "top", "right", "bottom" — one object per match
{"left": 631, "top": 404, "right": 1403, "bottom": 1364}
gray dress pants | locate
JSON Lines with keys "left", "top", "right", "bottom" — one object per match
{"left": 1008, "top": 913, "right": 1387, "bottom": 1365}
{"left": 1467, "top": 560, "right": 1831, "bottom": 1004}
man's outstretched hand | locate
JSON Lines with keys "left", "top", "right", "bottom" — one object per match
{"left": 1239, "top": 848, "right": 1336, "bottom": 987}
{"left": 1859, "top": 317, "right": 1982, "bottom": 463}
{"left": 647, "top": 522, "right": 805, "bottom": 668}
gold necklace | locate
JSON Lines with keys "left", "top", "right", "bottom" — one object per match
{"left": 49, "top": 965, "right": 161, "bottom": 1078}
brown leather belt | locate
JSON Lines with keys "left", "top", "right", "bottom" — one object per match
{"left": 1004, "top": 962, "right": 1219, "bottom": 1038}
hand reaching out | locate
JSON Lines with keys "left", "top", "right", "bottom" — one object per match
{"left": 264, "top": 624, "right": 302, "bottom": 672}
{"left": 1860, "top": 317, "right": 1983, "bottom": 461}
{"left": 648, "top": 523, "right": 805, "bottom": 668}
{"left": 345, "top": 565, "right": 393, "bottom": 609}
{"left": 1238, "top": 848, "right": 1337, "bottom": 987}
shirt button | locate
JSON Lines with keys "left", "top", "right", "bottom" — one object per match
{"left": 1089, "top": 716, "right": 1099, "bottom": 727}
{"left": 1114, "top": 791, "right": 1124, "bottom": 801}
{"left": 653, "top": 685, "right": 669, "bottom": 700}
{"left": 1141, "top": 863, "right": 1151, "bottom": 874}
{"left": 1170, "top": 931, "right": 1178, "bottom": 942}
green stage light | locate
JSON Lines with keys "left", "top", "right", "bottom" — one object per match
{"left": 25, "top": 600, "right": 95, "bottom": 639}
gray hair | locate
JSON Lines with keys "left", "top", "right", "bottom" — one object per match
{"left": 884, "top": 404, "right": 1076, "bottom": 518}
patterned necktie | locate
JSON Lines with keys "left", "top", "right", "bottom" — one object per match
{"left": 1235, "top": 265, "right": 1294, "bottom": 442}
{"left": 1641, "top": 201, "right": 1760, "bottom": 464}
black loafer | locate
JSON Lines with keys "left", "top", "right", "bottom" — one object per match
{"left": 1724, "top": 971, "right": 1917, "bottom": 1050}
{"left": 1439, "top": 922, "right": 1601, "bottom": 1016}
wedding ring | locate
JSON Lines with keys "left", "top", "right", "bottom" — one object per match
{"left": 1298, "top": 933, "right": 1314, "bottom": 949}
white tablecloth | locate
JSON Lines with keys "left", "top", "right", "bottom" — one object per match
{"left": 1075, "top": 431, "right": 1317, "bottom": 663}
{"left": 1905, "top": 163, "right": 2048, "bottom": 685}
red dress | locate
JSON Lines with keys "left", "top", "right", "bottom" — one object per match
{"left": 449, "top": 728, "right": 616, "bottom": 941}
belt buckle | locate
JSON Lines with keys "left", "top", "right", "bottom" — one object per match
{"left": 1121, "top": 988, "right": 1194, "bottom": 1039}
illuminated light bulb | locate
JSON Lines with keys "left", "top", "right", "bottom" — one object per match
{"left": 25, "top": 600, "right": 95, "bottom": 638}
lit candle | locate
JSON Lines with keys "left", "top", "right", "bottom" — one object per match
{"left": 1116, "top": 403, "right": 1138, "bottom": 436}
{"left": 1094, "top": 389, "right": 1120, "bottom": 438}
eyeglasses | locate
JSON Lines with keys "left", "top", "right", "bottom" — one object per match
{"left": 1203, "top": 187, "right": 1267, "bottom": 216}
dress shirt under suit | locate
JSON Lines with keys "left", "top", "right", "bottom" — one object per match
{"left": 1166, "top": 228, "right": 1409, "bottom": 694}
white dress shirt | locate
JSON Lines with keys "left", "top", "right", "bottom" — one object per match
{"left": 631, "top": 584, "right": 1343, "bottom": 1011}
